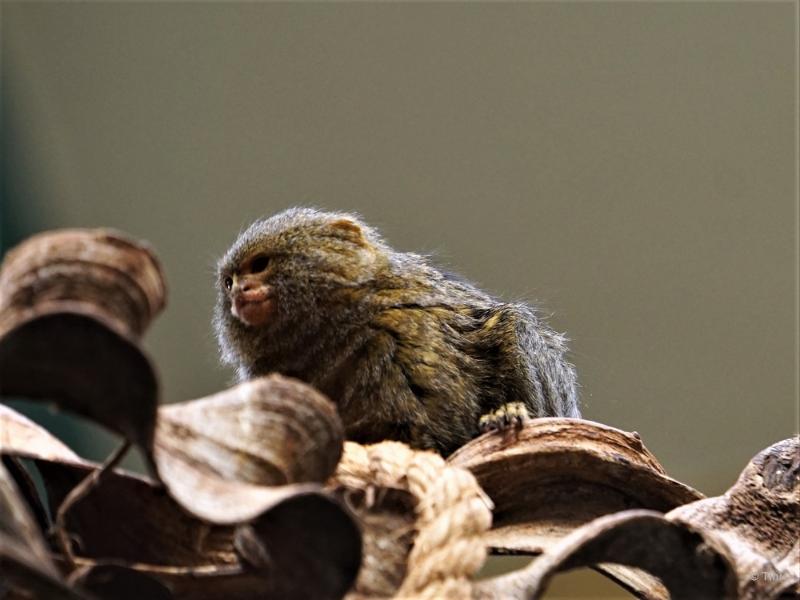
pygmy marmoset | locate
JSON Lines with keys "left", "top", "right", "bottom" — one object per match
{"left": 215, "top": 208, "right": 579, "bottom": 456}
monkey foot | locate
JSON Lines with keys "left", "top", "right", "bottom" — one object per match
{"left": 479, "top": 401, "right": 530, "bottom": 433}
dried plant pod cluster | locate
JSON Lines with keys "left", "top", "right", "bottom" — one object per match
{"left": 1, "top": 384, "right": 362, "bottom": 599}
{"left": 448, "top": 418, "right": 706, "bottom": 597}
{"left": 1, "top": 227, "right": 797, "bottom": 600}
{"left": 0, "top": 408, "right": 258, "bottom": 599}
{"left": 464, "top": 425, "right": 799, "bottom": 600}
{"left": 150, "top": 377, "right": 362, "bottom": 600}
{"left": 0, "top": 229, "right": 165, "bottom": 452}
{"left": 1, "top": 380, "right": 363, "bottom": 598}
{"left": 330, "top": 441, "right": 492, "bottom": 599}
{"left": 0, "top": 230, "right": 360, "bottom": 599}
{"left": 158, "top": 375, "right": 345, "bottom": 486}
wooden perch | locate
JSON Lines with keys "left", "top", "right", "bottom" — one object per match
{"left": 471, "top": 431, "right": 799, "bottom": 600}
{"left": 449, "top": 418, "right": 703, "bottom": 555}
{"left": 668, "top": 437, "right": 800, "bottom": 600}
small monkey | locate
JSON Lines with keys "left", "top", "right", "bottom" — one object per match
{"left": 215, "top": 208, "right": 579, "bottom": 456}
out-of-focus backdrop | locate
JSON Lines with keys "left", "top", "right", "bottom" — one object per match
{"left": 1, "top": 3, "right": 797, "bottom": 597}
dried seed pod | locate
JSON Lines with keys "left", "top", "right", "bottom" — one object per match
{"left": 155, "top": 375, "right": 343, "bottom": 490}
{"left": 0, "top": 229, "right": 166, "bottom": 452}
{"left": 0, "top": 461, "right": 87, "bottom": 599}
{"left": 1, "top": 403, "right": 359, "bottom": 600}
{"left": 0, "top": 404, "right": 81, "bottom": 462}
{"left": 448, "top": 418, "right": 701, "bottom": 556}
{"left": 329, "top": 441, "right": 493, "bottom": 599}
{"left": 471, "top": 435, "right": 800, "bottom": 600}
{"left": 668, "top": 437, "right": 800, "bottom": 600}
{"left": 0, "top": 405, "right": 238, "bottom": 573}
{"left": 0, "top": 404, "right": 86, "bottom": 536}
{"left": 47, "top": 461, "right": 357, "bottom": 599}
{"left": 0, "top": 229, "right": 165, "bottom": 338}
{"left": 152, "top": 376, "right": 361, "bottom": 599}
{"left": 37, "top": 459, "right": 239, "bottom": 569}
{"left": 448, "top": 418, "right": 702, "bottom": 598}
{"left": 38, "top": 458, "right": 311, "bottom": 600}
{"left": 473, "top": 509, "right": 739, "bottom": 600}
{"left": 153, "top": 375, "right": 345, "bottom": 522}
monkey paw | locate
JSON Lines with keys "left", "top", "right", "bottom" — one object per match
{"left": 478, "top": 401, "right": 530, "bottom": 433}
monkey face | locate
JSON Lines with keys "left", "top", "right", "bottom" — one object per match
{"left": 217, "top": 209, "right": 384, "bottom": 327}
{"left": 223, "top": 253, "right": 275, "bottom": 328}
{"left": 214, "top": 208, "right": 389, "bottom": 379}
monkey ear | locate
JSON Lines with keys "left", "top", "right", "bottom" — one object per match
{"left": 329, "top": 218, "right": 366, "bottom": 245}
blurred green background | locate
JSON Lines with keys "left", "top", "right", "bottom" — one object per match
{"left": 1, "top": 2, "right": 797, "bottom": 597}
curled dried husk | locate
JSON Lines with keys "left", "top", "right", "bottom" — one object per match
{"left": 155, "top": 375, "right": 343, "bottom": 492}
{"left": 0, "top": 228, "right": 165, "bottom": 338}
{"left": 0, "top": 229, "right": 165, "bottom": 452}
{"left": 668, "top": 437, "right": 800, "bottom": 600}
{"left": 150, "top": 376, "right": 361, "bottom": 599}
{"left": 1, "top": 399, "right": 360, "bottom": 600}
{"left": 448, "top": 418, "right": 701, "bottom": 555}
{"left": 1, "top": 460, "right": 87, "bottom": 599}
{"left": 473, "top": 509, "right": 739, "bottom": 600}
{"left": 471, "top": 434, "right": 799, "bottom": 600}
{"left": 153, "top": 375, "right": 345, "bottom": 523}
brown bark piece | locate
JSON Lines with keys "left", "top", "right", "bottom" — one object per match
{"left": 472, "top": 509, "right": 739, "bottom": 600}
{"left": 470, "top": 435, "right": 799, "bottom": 600}
{"left": 0, "top": 229, "right": 165, "bottom": 338}
{"left": 1, "top": 461, "right": 87, "bottom": 599}
{"left": 0, "top": 404, "right": 81, "bottom": 462}
{"left": 668, "top": 437, "right": 800, "bottom": 600}
{"left": 1, "top": 394, "right": 361, "bottom": 600}
{"left": 151, "top": 376, "right": 361, "bottom": 599}
{"left": 0, "top": 229, "right": 165, "bottom": 453}
{"left": 155, "top": 375, "right": 343, "bottom": 490}
{"left": 448, "top": 418, "right": 702, "bottom": 556}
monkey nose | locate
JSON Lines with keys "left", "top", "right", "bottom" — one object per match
{"left": 232, "top": 281, "right": 274, "bottom": 327}
{"left": 239, "top": 279, "right": 258, "bottom": 292}
{"left": 234, "top": 278, "right": 271, "bottom": 303}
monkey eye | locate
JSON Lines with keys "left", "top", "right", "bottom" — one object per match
{"left": 249, "top": 255, "right": 270, "bottom": 273}
{"left": 223, "top": 276, "right": 233, "bottom": 291}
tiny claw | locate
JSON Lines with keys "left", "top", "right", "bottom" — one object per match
{"left": 478, "top": 401, "right": 530, "bottom": 433}
{"left": 478, "top": 413, "right": 495, "bottom": 433}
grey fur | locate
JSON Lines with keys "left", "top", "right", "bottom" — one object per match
{"left": 215, "top": 207, "right": 579, "bottom": 456}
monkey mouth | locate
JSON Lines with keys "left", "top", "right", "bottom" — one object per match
{"left": 232, "top": 289, "right": 275, "bottom": 327}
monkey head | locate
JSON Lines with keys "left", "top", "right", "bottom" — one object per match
{"left": 213, "top": 208, "right": 389, "bottom": 377}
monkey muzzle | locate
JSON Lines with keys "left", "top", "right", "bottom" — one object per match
{"left": 231, "top": 283, "right": 274, "bottom": 327}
